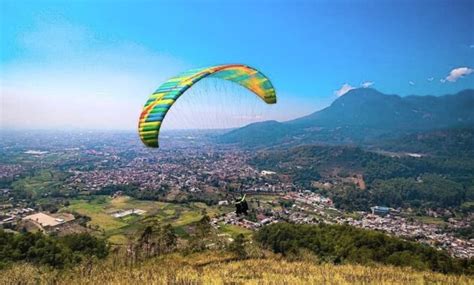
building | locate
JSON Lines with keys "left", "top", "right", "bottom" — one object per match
{"left": 111, "top": 209, "right": 146, "bottom": 218}
{"left": 22, "top": 212, "right": 75, "bottom": 232}
{"left": 371, "top": 206, "right": 390, "bottom": 216}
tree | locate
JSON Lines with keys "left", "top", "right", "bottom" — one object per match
{"left": 161, "top": 224, "right": 177, "bottom": 253}
{"left": 135, "top": 222, "right": 177, "bottom": 259}
{"left": 196, "top": 211, "right": 211, "bottom": 238}
{"left": 138, "top": 226, "right": 154, "bottom": 258}
{"left": 228, "top": 234, "right": 247, "bottom": 259}
{"left": 187, "top": 212, "right": 213, "bottom": 253}
{"left": 0, "top": 230, "right": 108, "bottom": 269}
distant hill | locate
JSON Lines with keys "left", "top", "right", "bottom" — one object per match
{"left": 220, "top": 88, "right": 474, "bottom": 147}
{"left": 377, "top": 128, "right": 474, "bottom": 157}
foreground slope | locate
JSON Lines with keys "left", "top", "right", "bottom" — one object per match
{"left": 1, "top": 251, "right": 473, "bottom": 285}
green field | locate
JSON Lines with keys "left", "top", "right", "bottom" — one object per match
{"left": 64, "top": 196, "right": 234, "bottom": 244}
{"left": 218, "top": 224, "right": 253, "bottom": 237}
{"left": 414, "top": 215, "right": 448, "bottom": 225}
{"left": 66, "top": 197, "right": 128, "bottom": 233}
{"left": 12, "top": 170, "right": 71, "bottom": 199}
{"left": 61, "top": 194, "right": 284, "bottom": 244}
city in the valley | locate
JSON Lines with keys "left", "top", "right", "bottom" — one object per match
{"left": 1, "top": 131, "right": 472, "bottom": 259}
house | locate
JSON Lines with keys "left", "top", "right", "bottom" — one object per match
{"left": 370, "top": 206, "right": 390, "bottom": 216}
{"left": 261, "top": 170, "right": 276, "bottom": 176}
{"left": 22, "top": 212, "right": 75, "bottom": 232}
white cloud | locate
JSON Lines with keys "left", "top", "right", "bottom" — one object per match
{"left": 360, "top": 81, "right": 374, "bottom": 88}
{"left": 444, "top": 67, "right": 473, "bottom": 82}
{"left": 427, "top": 77, "right": 434, "bottom": 82}
{"left": 334, "top": 83, "right": 355, "bottom": 97}
{"left": 409, "top": 81, "right": 415, "bottom": 86}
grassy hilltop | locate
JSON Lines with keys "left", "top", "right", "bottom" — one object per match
{"left": 1, "top": 251, "right": 473, "bottom": 285}
{"left": 1, "top": 210, "right": 473, "bottom": 284}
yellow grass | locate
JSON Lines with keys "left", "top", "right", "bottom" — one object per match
{"left": 107, "top": 234, "right": 128, "bottom": 245}
{"left": 1, "top": 251, "right": 472, "bottom": 285}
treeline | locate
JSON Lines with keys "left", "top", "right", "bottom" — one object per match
{"left": 330, "top": 174, "right": 473, "bottom": 212}
{"left": 252, "top": 145, "right": 474, "bottom": 185}
{"left": 0, "top": 230, "right": 108, "bottom": 269}
{"left": 255, "top": 223, "right": 474, "bottom": 275}
{"left": 251, "top": 145, "right": 474, "bottom": 210}
{"left": 126, "top": 222, "right": 177, "bottom": 263}
{"left": 379, "top": 128, "right": 474, "bottom": 157}
{"left": 363, "top": 154, "right": 474, "bottom": 186}
{"left": 252, "top": 145, "right": 370, "bottom": 177}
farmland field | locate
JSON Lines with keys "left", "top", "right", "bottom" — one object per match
{"left": 64, "top": 195, "right": 234, "bottom": 243}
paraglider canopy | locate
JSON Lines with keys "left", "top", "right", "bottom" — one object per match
{"left": 138, "top": 64, "right": 276, "bottom": 148}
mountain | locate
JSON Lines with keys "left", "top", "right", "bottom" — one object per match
{"left": 220, "top": 88, "right": 474, "bottom": 147}
{"left": 289, "top": 88, "right": 474, "bottom": 129}
{"left": 219, "top": 120, "right": 292, "bottom": 147}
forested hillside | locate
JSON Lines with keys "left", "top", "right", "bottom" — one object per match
{"left": 251, "top": 144, "right": 474, "bottom": 211}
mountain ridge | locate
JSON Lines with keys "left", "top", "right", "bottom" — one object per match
{"left": 219, "top": 88, "right": 474, "bottom": 147}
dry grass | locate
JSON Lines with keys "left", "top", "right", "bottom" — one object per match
{"left": 1, "top": 251, "right": 472, "bottom": 285}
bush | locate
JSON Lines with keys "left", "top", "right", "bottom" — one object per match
{"left": 228, "top": 234, "right": 247, "bottom": 259}
{"left": 254, "top": 223, "right": 472, "bottom": 274}
{"left": 0, "top": 230, "right": 109, "bottom": 269}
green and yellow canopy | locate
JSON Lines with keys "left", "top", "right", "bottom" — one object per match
{"left": 138, "top": 64, "right": 276, "bottom": 147}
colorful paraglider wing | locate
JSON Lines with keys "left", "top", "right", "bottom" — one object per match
{"left": 138, "top": 64, "right": 276, "bottom": 147}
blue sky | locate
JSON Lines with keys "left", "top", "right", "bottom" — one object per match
{"left": 1, "top": 0, "right": 473, "bottom": 130}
